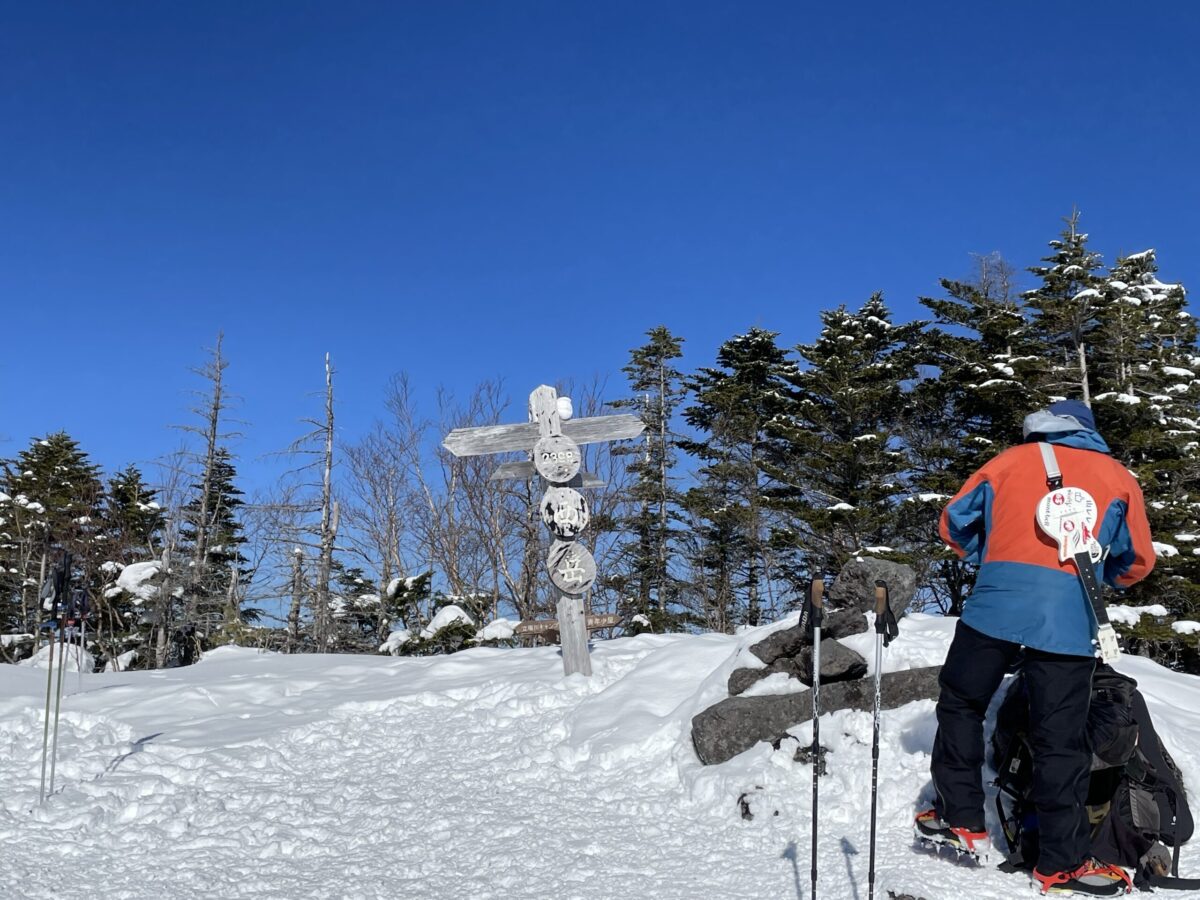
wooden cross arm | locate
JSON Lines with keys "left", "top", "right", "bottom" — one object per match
{"left": 442, "top": 414, "right": 645, "bottom": 457}
{"left": 488, "top": 462, "right": 606, "bottom": 487}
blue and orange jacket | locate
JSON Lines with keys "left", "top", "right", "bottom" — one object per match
{"left": 939, "top": 430, "right": 1155, "bottom": 656}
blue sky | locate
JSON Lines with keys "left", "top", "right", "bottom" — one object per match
{"left": 3, "top": 1, "right": 1198, "bottom": 490}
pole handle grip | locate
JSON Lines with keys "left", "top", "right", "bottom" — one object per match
{"left": 873, "top": 580, "right": 888, "bottom": 618}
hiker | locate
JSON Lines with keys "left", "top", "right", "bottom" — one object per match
{"left": 914, "top": 400, "right": 1156, "bottom": 896}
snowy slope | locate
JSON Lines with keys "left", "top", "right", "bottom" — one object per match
{"left": 2, "top": 617, "right": 1199, "bottom": 899}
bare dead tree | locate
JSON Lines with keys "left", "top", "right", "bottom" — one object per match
{"left": 173, "top": 334, "right": 242, "bottom": 631}
{"left": 276, "top": 354, "right": 340, "bottom": 652}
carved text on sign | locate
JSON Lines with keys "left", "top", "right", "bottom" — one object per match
{"left": 540, "top": 487, "right": 590, "bottom": 540}
{"left": 533, "top": 435, "right": 582, "bottom": 483}
{"left": 547, "top": 540, "right": 597, "bottom": 595}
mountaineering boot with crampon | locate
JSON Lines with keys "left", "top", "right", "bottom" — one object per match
{"left": 913, "top": 808, "right": 991, "bottom": 860}
{"left": 1032, "top": 859, "right": 1133, "bottom": 896}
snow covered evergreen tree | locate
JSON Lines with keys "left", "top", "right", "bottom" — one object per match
{"left": 908, "top": 255, "right": 1046, "bottom": 613}
{"left": 102, "top": 465, "right": 165, "bottom": 565}
{"left": 766, "top": 294, "right": 921, "bottom": 583}
{"left": 1091, "top": 250, "right": 1200, "bottom": 632}
{"left": 681, "top": 328, "right": 790, "bottom": 630}
{"left": 1024, "top": 209, "right": 1106, "bottom": 403}
{"left": 177, "top": 447, "right": 250, "bottom": 633}
{"left": 0, "top": 433, "right": 104, "bottom": 631}
{"left": 608, "top": 326, "right": 687, "bottom": 632}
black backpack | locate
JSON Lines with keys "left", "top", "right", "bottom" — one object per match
{"left": 991, "top": 664, "right": 1195, "bottom": 890}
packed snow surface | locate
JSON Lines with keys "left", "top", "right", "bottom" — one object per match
{"left": 2, "top": 617, "right": 1199, "bottom": 899}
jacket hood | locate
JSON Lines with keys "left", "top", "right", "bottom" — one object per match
{"left": 1023, "top": 408, "right": 1111, "bottom": 454}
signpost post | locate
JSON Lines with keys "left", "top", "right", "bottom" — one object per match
{"left": 442, "top": 384, "right": 644, "bottom": 676}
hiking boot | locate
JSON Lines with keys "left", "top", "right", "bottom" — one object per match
{"left": 913, "top": 808, "right": 991, "bottom": 860}
{"left": 1033, "top": 859, "right": 1133, "bottom": 896}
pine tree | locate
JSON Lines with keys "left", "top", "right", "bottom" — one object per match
{"left": 103, "top": 465, "right": 166, "bottom": 565}
{"left": 608, "top": 326, "right": 687, "bottom": 632}
{"left": 767, "top": 294, "right": 922, "bottom": 582}
{"left": 1092, "top": 250, "right": 1200, "bottom": 633}
{"left": 177, "top": 448, "right": 249, "bottom": 631}
{"left": 0, "top": 433, "right": 104, "bottom": 631}
{"left": 908, "top": 255, "right": 1047, "bottom": 613}
{"left": 681, "top": 328, "right": 791, "bottom": 629}
{"left": 1024, "top": 210, "right": 1106, "bottom": 403}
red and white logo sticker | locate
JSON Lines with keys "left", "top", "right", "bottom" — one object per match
{"left": 1036, "top": 487, "right": 1103, "bottom": 563}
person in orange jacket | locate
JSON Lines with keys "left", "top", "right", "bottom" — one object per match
{"left": 914, "top": 400, "right": 1155, "bottom": 896}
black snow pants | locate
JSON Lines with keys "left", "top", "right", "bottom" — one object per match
{"left": 931, "top": 621, "right": 1096, "bottom": 875}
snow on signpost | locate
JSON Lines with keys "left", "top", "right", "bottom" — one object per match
{"left": 442, "top": 384, "right": 643, "bottom": 676}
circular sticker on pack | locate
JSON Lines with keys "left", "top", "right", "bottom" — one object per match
{"left": 1036, "top": 487, "right": 1103, "bottom": 563}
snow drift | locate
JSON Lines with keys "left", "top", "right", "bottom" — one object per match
{"left": 1, "top": 617, "right": 1198, "bottom": 899}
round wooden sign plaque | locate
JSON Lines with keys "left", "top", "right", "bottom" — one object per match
{"left": 546, "top": 540, "right": 597, "bottom": 595}
{"left": 540, "top": 487, "right": 590, "bottom": 540}
{"left": 533, "top": 435, "right": 582, "bottom": 483}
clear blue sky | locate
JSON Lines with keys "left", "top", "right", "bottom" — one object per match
{"left": 3, "top": 1, "right": 1198, "bottom": 490}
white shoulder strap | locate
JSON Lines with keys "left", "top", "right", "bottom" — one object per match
{"left": 1038, "top": 442, "right": 1063, "bottom": 489}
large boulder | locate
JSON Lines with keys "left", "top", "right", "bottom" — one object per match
{"left": 822, "top": 558, "right": 917, "bottom": 640}
{"left": 691, "top": 665, "right": 943, "bottom": 765}
{"left": 796, "top": 637, "right": 867, "bottom": 686}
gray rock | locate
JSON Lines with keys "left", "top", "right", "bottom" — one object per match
{"left": 827, "top": 558, "right": 916, "bottom": 622}
{"left": 747, "top": 622, "right": 808, "bottom": 666}
{"left": 797, "top": 638, "right": 867, "bottom": 686}
{"left": 728, "top": 657, "right": 804, "bottom": 696}
{"left": 691, "top": 665, "right": 943, "bottom": 765}
{"left": 820, "top": 607, "right": 869, "bottom": 640}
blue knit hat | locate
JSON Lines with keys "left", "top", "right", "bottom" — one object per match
{"left": 1047, "top": 399, "right": 1097, "bottom": 432}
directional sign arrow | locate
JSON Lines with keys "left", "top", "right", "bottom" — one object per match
{"left": 442, "top": 414, "right": 644, "bottom": 458}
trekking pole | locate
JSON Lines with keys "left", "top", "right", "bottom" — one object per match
{"left": 49, "top": 602, "right": 70, "bottom": 797}
{"left": 78, "top": 613, "right": 86, "bottom": 692}
{"left": 38, "top": 622, "right": 57, "bottom": 805}
{"left": 809, "top": 577, "right": 824, "bottom": 900}
{"left": 38, "top": 553, "right": 68, "bottom": 805}
{"left": 868, "top": 580, "right": 899, "bottom": 900}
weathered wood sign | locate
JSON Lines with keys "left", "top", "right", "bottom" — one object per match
{"left": 515, "top": 613, "right": 623, "bottom": 637}
{"left": 547, "top": 539, "right": 597, "bottom": 594}
{"left": 533, "top": 434, "right": 582, "bottom": 482}
{"left": 540, "top": 487, "right": 590, "bottom": 540}
{"left": 442, "top": 385, "right": 644, "bottom": 677}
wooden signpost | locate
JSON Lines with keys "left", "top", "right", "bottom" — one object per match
{"left": 442, "top": 385, "right": 644, "bottom": 676}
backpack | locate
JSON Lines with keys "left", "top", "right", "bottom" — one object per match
{"left": 991, "top": 664, "right": 1195, "bottom": 889}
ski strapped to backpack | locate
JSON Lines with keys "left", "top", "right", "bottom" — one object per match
{"left": 1035, "top": 442, "right": 1121, "bottom": 663}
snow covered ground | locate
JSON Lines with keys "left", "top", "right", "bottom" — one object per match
{"left": 2, "top": 616, "right": 1199, "bottom": 899}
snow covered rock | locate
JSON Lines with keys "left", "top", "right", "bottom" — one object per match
{"left": 728, "top": 657, "right": 804, "bottom": 696}
{"left": 692, "top": 665, "right": 943, "bottom": 765}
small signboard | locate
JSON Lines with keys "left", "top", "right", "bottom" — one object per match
{"left": 515, "top": 613, "right": 622, "bottom": 636}
{"left": 547, "top": 539, "right": 597, "bottom": 595}
{"left": 533, "top": 434, "right": 582, "bottom": 483}
{"left": 540, "top": 487, "right": 590, "bottom": 540}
